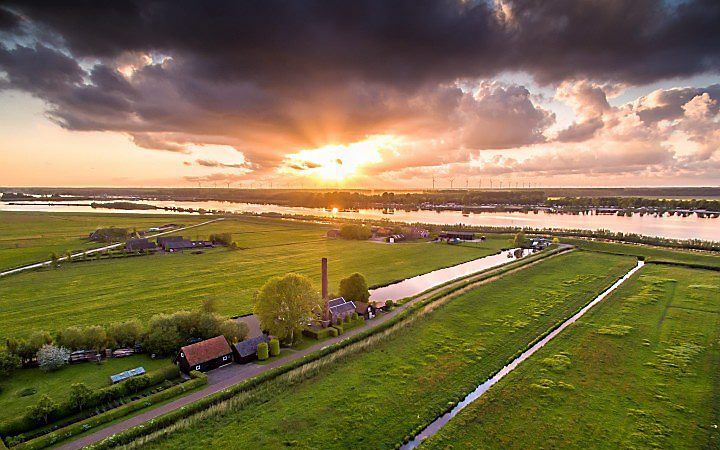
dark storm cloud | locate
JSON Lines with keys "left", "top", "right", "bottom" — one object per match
{"left": 0, "top": 0, "right": 718, "bottom": 172}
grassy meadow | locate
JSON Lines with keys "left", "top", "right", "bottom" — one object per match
{"left": 0, "top": 211, "right": 208, "bottom": 271}
{"left": 0, "top": 215, "right": 512, "bottom": 340}
{"left": 423, "top": 264, "right": 720, "bottom": 450}
{"left": 138, "top": 252, "right": 636, "bottom": 450}
{"left": 0, "top": 355, "right": 174, "bottom": 421}
{"left": 562, "top": 237, "right": 720, "bottom": 268}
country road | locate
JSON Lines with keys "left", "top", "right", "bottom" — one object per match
{"left": 57, "top": 245, "right": 572, "bottom": 450}
{"left": 0, "top": 218, "right": 224, "bottom": 277}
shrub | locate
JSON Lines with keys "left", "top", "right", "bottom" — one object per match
{"left": 68, "top": 383, "right": 95, "bottom": 413}
{"left": 107, "top": 320, "right": 143, "bottom": 348}
{"left": 37, "top": 345, "right": 70, "bottom": 371}
{"left": 124, "top": 375, "right": 152, "bottom": 394}
{"left": 329, "top": 327, "right": 339, "bottom": 337}
{"left": 339, "top": 224, "right": 372, "bottom": 240}
{"left": 210, "top": 233, "right": 233, "bottom": 246}
{"left": 0, "top": 349, "right": 21, "bottom": 376}
{"left": 257, "top": 342, "right": 269, "bottom": 360}
{"left": 27, "top": 395, "right": 58, "bottom": 425}
{"left": 56, "top": 326, "right": 85, "bottom": 351}
{"left": 302, "top": 328, "right": 333, "bottom": 340}
{"left": 269, "top": 339, "right": 280, "bottom": 357}
{"left": 385, "top": 300, "right": 395, "bottom": 309}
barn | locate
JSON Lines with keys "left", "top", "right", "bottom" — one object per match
{"left": 176, "top": 336, "right": 233, "bottom": 373}
{"left": 232, "top": 335, "right": 271, "bottom": 364}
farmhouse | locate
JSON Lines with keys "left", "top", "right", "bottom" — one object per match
{"left": 125, "top": 238, "right": 156, "bottom": 251}
{"left": 232, "top": 335, "right": 271, "bottom": 364}
{"left": 157, "top": 235, "right": 184, "bottom": 247}
{"left": 176, "top": 336, "right": 233, "bottom": 373}
{"left": 439, "top": 231, "right": 476, "bottom": 240}
{"left": 328, "top": 297, "right": 357, "bottom": 322}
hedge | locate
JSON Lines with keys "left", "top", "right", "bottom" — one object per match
{"left": 301, "top": 327, "right": 333, "bottom": 340}
{"left": 12, "top": 372, "right": 207, "bottom": 450}
{"left": 85, "top": 246, "right": 568, "bottom": 450}
{"left": 268, "top": 339, "right": 280, "bottom": 357}
{"left": 256, "top": 343, "right": 269, "bottom": 361}
{"left": 0, "top": 365, "right": 180, "bottom": 439}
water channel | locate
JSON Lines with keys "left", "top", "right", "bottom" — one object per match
{"left": 369, "top": 248, "right": 529, "bottom": 302}
{"left": 399, "top": 259, "right": 645, "bottom": 449}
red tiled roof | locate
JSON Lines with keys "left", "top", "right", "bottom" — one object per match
{"left": 180, "top": 336, "right": 232, "bottom": 366}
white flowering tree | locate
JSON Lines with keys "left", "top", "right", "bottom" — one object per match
{"left": 37, "top": 344, "right": 70, "bottom": 371}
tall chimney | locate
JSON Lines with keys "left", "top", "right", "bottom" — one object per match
{"left": 321, "top": 257, "right": 328, "bottom": 300}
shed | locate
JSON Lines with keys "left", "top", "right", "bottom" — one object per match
{"left": 164, "top": 239, "right": 196, "bottom": 252}
{"left": 176, "top": 336, "right": 233, "bottom": 373}
{"left": 157, "top": 236, "right": 184, "bottom": 247}
{"left": 232, "top": 335, "right": 271, "bottom": 364}
{"left": 439, "top": 231, "right": 476, "bottom": 240}
{"left": 110, "top": 366, "right": 146, "bottom": 384}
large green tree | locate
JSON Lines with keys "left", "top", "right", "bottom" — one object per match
{"left": 254, "top": 273, "right": 322, "bottom": 344}
{"left": 339, "top": 272, "right": 370, "bottom": 303}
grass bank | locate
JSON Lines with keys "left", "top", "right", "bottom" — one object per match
{"left": 125, "top": 251, "right": 635, "bottom": 450}
{"left": 562, "top": 237, "right": 720, "bottom": 268}
{"left": 423, "top": 264, "right": 720, "bottom": 450}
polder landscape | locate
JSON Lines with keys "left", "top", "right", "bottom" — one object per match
{"left": 0, "top": 200, "right": 717, "bottom": 450}
{"left": 2, "top": 2, "right": 720, "bottom": 449}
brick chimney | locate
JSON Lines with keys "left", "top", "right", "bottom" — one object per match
{"left": 321, "top": 257, "right": 329, "bottom": 300}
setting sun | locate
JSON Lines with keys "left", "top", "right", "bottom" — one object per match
{"left": 280, "top": 135, "right": 398, "bottom": 182}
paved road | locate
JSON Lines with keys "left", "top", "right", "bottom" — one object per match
{"left": 0, "top": 218, "right": 224, "bottom": 277}
{"left": 59, "top": 247, "right": 571, "bottom": 450}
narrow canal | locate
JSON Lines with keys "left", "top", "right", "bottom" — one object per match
{"left": 368, "top": 248, "right": 530, "bottom": 302}
{"left": 400, "top": 259, "right": 645, "bottom": 449}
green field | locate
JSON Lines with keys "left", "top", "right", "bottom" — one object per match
{"left": 423, "top": 264, "right": 720, "bottom": 449}
{"left": 139, "top": 252, "right": 636, "bottom": 450}
{"left": 0, "top": 355, "right": 174, "bottom": 421}
{"left": 0, "top": 215, "right": 511, "bottom": 340}
{"left": 562, "top": 237, "right": 720, "bottom": 268}
{"left": 0, "top": 211, "right": 208, "bottom": 271}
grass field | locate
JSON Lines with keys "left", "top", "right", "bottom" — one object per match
{"left": 0, "top": 355, "right": 174, "bottom": 421}
{"left": 0, "top": 211, "right": 208, "bottom": 271}
{"left": 0, "top": 216, "right": 511, "bottom": 340}
{"left": 138, "top": 251, "right": 636, "bottom": 450}
{"left": 562, "top": 237, "right": 720, "bottom": 268}
{"left": 423, "top": 264, "right": 720, "bottom": 450}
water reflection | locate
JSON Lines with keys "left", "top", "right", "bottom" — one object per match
{"left": 369, "top": 248, "right": 528, "bottom": 302}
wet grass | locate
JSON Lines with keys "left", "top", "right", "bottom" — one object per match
{"left": 0, "top": 216, "right": 510, "bottom": 340}
{"left": 423, "top": 264, "right": 720, "bottom": 450}
{"left": 131, "top": 252, "right": 635, "bottom": 450}
{"left": 562, "top": 237, "right": 720, "bottom": 268}
{"left": 0, "top": 211, "right": 209, "bottom": 271}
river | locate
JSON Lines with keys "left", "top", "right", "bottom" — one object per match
{"left": 1, "top": 200, "right": 718, "bottom": 241}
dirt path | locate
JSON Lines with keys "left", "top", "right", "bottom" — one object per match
{"left": 58, "top": 246, "right": 572, "bottom": 450}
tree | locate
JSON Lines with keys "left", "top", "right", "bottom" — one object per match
{"left": 57, "top": 326, "right": 85, "bottom": 350}
{"left": 37, "top": 345, "right": 70, "bottom": 371}
{"left": 83, "top": 325, "right": 108, "bottom": 352}
{"left": 107, "top": 320, "right": 144, "bottom": 348}
{"left": 0, "top": 349, "right": 21, "bottom": 376}
{"left": 339, "top": 273, "right": 370, "bottom": 303}
{"left": 144, "top": 324, "right": 182, "bottom": 356}
{"left": 50, "top": 252, "right": 60, "bottom": 268}
{"left": 339, "top": 224, "right": 371, "bottom": 240}
{"left": 219, "top": 320, "right": 248, "bottom": 344}
{"left": 254, "top": 273, "right": 322, "bottom": 344}
{"left": 257, "top": 342, "right": 269, "bottom": 360}
{"left": 27, "top": 395, "right": 58, "bottom": 425}
{"left": 68, "top": 383, "right": 95, "bottom": 413}
{"left": 269, "top": 338, "right": 280, "bottom": 357}
{"left": 513, "top": 231, "right": 526, "bottom": 248}
{"left": 29, "top": 330, "right": 53, "bottom": 350}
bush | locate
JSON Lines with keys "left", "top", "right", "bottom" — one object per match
{"left": 37, "top": 345, "right": 70, "bottom": 372}
{"left": 27, "top": 395, "right": 58, "bottom": 425}
{"left": 339, "top": 224, "right": 372, "bottom": 240}
{"left": 68, "top": 383, "right": 95, "bottom": 413}
{"left": 124, "top": 375, "right": 152, "bottom": 394}
{"left": 209, "top": 233, "right": 233, "bottom": 246}
{"left": 385, "top": 300, "right": 395, "bottom": 309}
{"left": 269, "top": 339, "right": 280, "bottom": 357}
{"left": 329, "top": 327, "right": 339, "bottom": 337}
{"left": 0, "top": 349, "right": 21, "bottom": 376}
{"left": 257, "top": 342, "right": 269, "bottom": 360}
{"left": 301, "top": 328, "right": 333, "bottom": 340}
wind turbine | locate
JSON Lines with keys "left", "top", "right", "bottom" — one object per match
{"left": 449, "top": 179, "right": 454, "bottom": 189}
{"left": 432, "top": 176, "right": 436, "bottom": 190}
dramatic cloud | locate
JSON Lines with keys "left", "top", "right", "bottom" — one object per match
{"left": 0, "top": 0, "right": 718, "bottom": 185}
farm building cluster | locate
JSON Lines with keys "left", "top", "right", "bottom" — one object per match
{"left": 125, "top": 235, "right": 215, "bottom": 252}
{"left": 176, "top": 334, "right": 272, "bottom": 373}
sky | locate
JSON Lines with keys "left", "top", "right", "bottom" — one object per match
{"left": 0, "top": 0, "right": 719, "bottom": 189}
